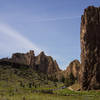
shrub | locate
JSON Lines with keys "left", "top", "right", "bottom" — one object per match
{"left": 64, "top": 73, "right": 75, "bottom": 87}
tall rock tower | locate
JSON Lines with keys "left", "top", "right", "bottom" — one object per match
{"left": 80, "top": 6, "right": 100, "bottom": 90}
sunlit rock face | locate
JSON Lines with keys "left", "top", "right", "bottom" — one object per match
{"left": 80, "top": 6, "right": 100, "bottom": 90}
{"left": 11, "top": 50, "right": 35, "bottom": 67}
{"left": 0, "top": 50, "right": 61, "bottom": 75}
{"left": 35, "top": 51, "right": 61, "bottom": 74}
{"left": 65, "top": 60, "right": 80, "bottom": 79}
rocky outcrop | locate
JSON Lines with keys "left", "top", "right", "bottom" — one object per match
{"left": 80, "top": 6, "right": 100, "bottom": 90}
{"left": 0, "top": 50, "right": 60, "bottom": 75}
{"left": 35, "top": 51, "right": 61, "bottom": 74}
{"left": 11, "top": 50, "right": 35, "bottom": 67}
{"left": 65, "top": 60, "right": 80, "bottom": 79}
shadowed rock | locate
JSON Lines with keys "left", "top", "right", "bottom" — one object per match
{"left": 0, "top": 50, "right": 60, "bottom": 75}
{"left": 35, "top": 51, "right": 61, "bottom": 74}
{"left": 80, "top": 6, "right": 100, "bottom": 90}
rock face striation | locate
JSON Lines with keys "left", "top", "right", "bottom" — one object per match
{"left": 11, "top": 50, "right": 35, "bottom": 67}
{"left": 80, "top": 6, "right": 100, "bottom": 90}
{"left": 35, "top": 51, "right": 60, "bottom": 74}
{"left": 65, "top": 60, "right": 80, "bottom": 79}
{"left": 0, "top": 50, "right": 60, "bottom": 75}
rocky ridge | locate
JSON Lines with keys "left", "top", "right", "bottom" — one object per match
{"left": 0, "top": 50, "right": 61, "bottom": 75}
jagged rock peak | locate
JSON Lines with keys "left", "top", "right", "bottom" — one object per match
{"left": 65, "top": 59, "right": 80, "bottom": 79}
{"left": 39, "top": 51, "right": 45, "bottom": 56}
{"left": 12, "top": 50, "right": 35, "bottom": 57}
{"left": 81, "top": 6, "right": 100, "bottom": 25}
{"left": 54, "top": 60, "right": 61, "bottom": 71}
{"left": 27, "top": 50, "right": 35, "bottom": 55}
{"left": 0, "top": 50, "right": 61, "bottom": 75}
{"left": 35, "top": 52, "right": 61, "bottom": 74}
{"left": 80, "top": 6, "right": 100, "bottom": 90}
{"left": 68, "top": 60, "right": 80, "bottom": 66}
{"left": 11, "top": 50, "right": 35, "bottom": 67}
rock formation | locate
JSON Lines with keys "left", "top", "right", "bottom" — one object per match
{"left": 35, "top": 51, "right": 60, "bottom": 74}
{"left": 80, "top": 6, "right": 100, "bottom": 90}
{"left": 0, "top": 50, "right": 60, "bottom": 75}
{"left": 11, "top": 50, "right": 35, "bottom": 67}
{"left": 65, "top": 60, "right": 80, "bottom": 79}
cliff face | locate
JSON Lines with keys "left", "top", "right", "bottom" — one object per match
{"left": 11, "top": 50, "right": 35, "bottom": 67}
{"left": 80, "top": 6, "right": 100, "bottom": 90}
{"left": 65, "top": 60, "right": 80, "bottom": 79}
{"left": 0, "top": 50, "right": 60, "bottom": 75}
{"left": 35, "top": 52, "right": 60, "bottom": 74}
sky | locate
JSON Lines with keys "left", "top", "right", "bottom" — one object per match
{"left": 0, "top": 0, "right": 100, "bottom": 70}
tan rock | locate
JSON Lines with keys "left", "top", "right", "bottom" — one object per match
{"left": 65, "top": 60, "right": 80, "bottom": 79}
{"left": 11, "top": 50, "right": 35, "bottom": 67}
{"left": 80, "top": 6, "right": 100, "bottom": 90}
{"left": 35, "top": 51, "right": 60, "bottom": 74}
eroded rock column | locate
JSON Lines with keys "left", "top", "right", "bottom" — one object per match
{"left": 80, "top": 6, "right": 100, "bottom": 90}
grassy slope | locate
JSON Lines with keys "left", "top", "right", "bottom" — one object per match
{"left": 0, "top": 64, "right": 63, "bottom": 96}
{"left": 0, "top": 64, "right": 100, "bottom": 100}
{"left": 54, "top": 88, "right": 100, "bottom": 96}
{"left": 53, "top": 83, "right": 100, "bottom": 96}
{"left": 2, "top": 93, "right": 100, "bottom": 100}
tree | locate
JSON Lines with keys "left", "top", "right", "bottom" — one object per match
{"left": 60, "top": 75, "right": 65, "bottom": 83}
{"left": 64, "top": 73, "right": 75, "bottom": 87}
{"left": 29, "top": 83, "right": 32, "bottom": 88}
{"left": 69, "top": 73, "right": 75, "bottom": 84}
{"left": 20, "top": 81, "right": 25, "bottom": 88}
{"left": 64, "top": 78, "right": 70, "bottom": 87}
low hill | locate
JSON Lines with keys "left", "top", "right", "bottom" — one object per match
{"left": 0, "top": 50, "right": 63, "bottom": 95}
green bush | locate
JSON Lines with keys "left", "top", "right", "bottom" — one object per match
{"left": 64, "top": 73, "right": 75, "bottom": 87}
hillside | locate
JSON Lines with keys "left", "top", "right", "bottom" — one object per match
{"left": 0, "top": 64, "right": 60, "bottom": 94}
{"left": 0, "top": 51, "right": 64, "bottom": 96}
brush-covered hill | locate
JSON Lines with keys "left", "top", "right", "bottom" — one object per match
{"left": 0, "top": 50, "right": 81, "bottom": 95}
{"left": 0, "top": 50, "right": 63, "bottom": 95}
